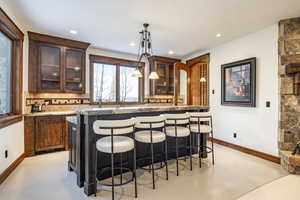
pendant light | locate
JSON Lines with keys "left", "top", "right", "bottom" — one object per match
{"left": 131, "top": 23, "right": 159, "bottom": 79}
{"left": 200, "top": 77, "right": 207, "bottom": 82}
{"left": 149, "top": 71, "right": 159, "bottom": 79}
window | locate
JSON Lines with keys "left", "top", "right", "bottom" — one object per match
{"left": 120, "top": 66, "right": 139, "bottom": 102}
{"left": 93, "top": 63, "right": 117, "bottom": 103}
{"left": 90, "top": 55, "right": 144, "bottom": 104}
{"left": 0, "top": 7, "right": 24, "bottom": 129}
{"left": 0, "top": 32, "right": 12, "bottom": 114}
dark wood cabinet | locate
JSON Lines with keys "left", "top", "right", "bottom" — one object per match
{"left": 28, "top": 32, "right": 89, "bottom": 93}
{"left": 35, "top": 116, "right": 66, "bottom": 152}
{"left": 149, "top": 56, "right": 180, "bottom": 95}
{"left": 24, "top": 115, "right": 73, "bottom": 156}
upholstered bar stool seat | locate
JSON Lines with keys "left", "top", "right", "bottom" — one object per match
{"left": 96, "top": 136, "right": 134, "bottom": 153}
{"left": 135, "top": 130, "right": 166, "bottom": 143}
{"left": 189, "top": 124, "right": 211, "bottom": 133}
{"left": 165, "top": 126, "right": 190, "bottom": 137}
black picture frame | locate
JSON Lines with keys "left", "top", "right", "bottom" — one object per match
{"left": 221, "top": 57, "right": 256, "bottom": 107}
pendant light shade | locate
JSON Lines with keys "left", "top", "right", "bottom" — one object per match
{"left": 131, "top": 69, "right": 143, "bottom": 78}
{"left": 149, "top": 71, "right": 159, "bottom": 80}
{"left": 200, "top": 77, "right": 207, "bottom": 82}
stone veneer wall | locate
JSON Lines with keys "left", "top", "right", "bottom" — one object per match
{"left": 279, "top": 17, "right": 300, "bottom": 173}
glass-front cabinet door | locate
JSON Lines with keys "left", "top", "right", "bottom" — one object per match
{"left": 64, "top": 48, "right": 84, "bottom": 93}
{"left": 39, "top": 45, "right": 61, "bottom": 92}
{"left": 156, "top": 62, "right": 168, "bottom": 94}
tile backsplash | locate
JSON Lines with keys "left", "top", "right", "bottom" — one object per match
{"left": 24, "top": 92, "right": 93, "bottom": 113}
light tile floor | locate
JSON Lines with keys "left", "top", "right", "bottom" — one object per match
{"left": 0, "top": 144, "right": 293, "bottom": 200}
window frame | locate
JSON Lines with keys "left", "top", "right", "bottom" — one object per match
{"left": 90, "top": 55, "right": 145, "bottom": 105}
{"left": 0, "top": 8, "right": 24, "bottom": 129}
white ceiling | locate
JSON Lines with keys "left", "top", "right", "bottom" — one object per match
{"left": 7, "top": 0, "right": 300, "bottom": 58}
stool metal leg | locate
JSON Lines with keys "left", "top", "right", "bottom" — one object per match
{"left": 134, "top": 142, "right": 137, "bottom": 198}
{"left": 189, "top": 133, "right": 193, "bottom": 171}
{"left": 211, "top": 131, "right": 215, "bottom": 165}
{"left": 198, "top": 134, "right": 202, "bottom": 168}
{"left": 149, "top": 125, "right": 155, "bottom": 190}
{"left": 111, "top": 129, "right": 115, "bottom": 200}
{"left": 175, "top": 126, "right": 179, "bottom": 176}
{"left": 210, "top": 115, "right": 215, "bottom": 165}
{"left": 111, "top": 152, "right": 114, "bottom": 200}
{"left": 165, "top": 139, "right": 168, "bottom": 180}
{"left": 94, "top": 149, "right": 98, "bottom": 196}
{"left": 120, "top": 153, "right": 123, "bottom": 184}
{"left": 151, "top": 142, "right": 155, "bottom": 189}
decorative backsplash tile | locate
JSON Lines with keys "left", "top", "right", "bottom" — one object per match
{"left": 26, "top": 97, "right": 90, "bottom": 106}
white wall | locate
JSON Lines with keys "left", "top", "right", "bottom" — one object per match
{"left": 183, "top": 24, "right": 279, "bottom": 156}
{"left": 0, "top": 0, "right": 32, "bottom": 174}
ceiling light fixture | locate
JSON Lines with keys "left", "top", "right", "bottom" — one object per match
{"left": 70, "top": 30, "right": 78, "bottom": 35}
{"left": 168, "top": 50, "right": 174, "bottom": 55}
{"left": 216, "top": 33, "right": 221, "bottom": 38}
{"left": 131, "top": 23, "right": 159, "bottom": 79}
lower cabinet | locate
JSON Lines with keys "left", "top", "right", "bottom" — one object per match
{"left": 25, "top": 115, "right": 71, "bottom": 156}
{"left": 35, "top": 116, "right": 66, "bottom": 152}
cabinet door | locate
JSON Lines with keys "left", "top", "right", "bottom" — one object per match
{"left": 155, "top": 62, "right": 168, "bottom": 94}
{"left": 38, "top": 44, "right": 62, "bottom": 92}
{"left": 35, "top": 116, "right": 65, "bottom": 152}
{"left": 64, "top": 48, "right": 85, "bottom": 93}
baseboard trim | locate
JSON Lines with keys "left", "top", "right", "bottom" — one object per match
{"left": 0, "top": 153, "right": 25, "bottom": 184}
{"left": 210, "top": 138, "right": 280, "bottom": 164}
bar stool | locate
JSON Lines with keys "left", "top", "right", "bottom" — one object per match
{"left": 163, "top": 113, "right": 192, "bottom": 176}
{"left": 188, "top": 112, "right": 215, "bottom": 168}
{"left": 93, "top": 118, "right": 137, "bottom": 200}
{"left": 134, "top": 115, "right": 168, "bottom": 189}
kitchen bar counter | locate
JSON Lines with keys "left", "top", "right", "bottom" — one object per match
{"left": 77, "top": 105, "right": 208, "bottom": 115}
{"left": 72, "top": 105, "right": 209, "bottom": 196}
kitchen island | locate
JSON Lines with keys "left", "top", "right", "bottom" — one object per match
{"left": 69, "top": 105, "right": 209, "bottom": 196}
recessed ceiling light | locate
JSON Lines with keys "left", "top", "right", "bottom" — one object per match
{"left": 129, "top": 42, "right": 136, "bottom": 47}
{"left": 216, "top": 33, "right": 221, "bottom": 38}
{"left": 168, "top": 50, "right": 174, "bottom": 55}
{"left": 70, "top": 30, "right": 78, "bottom": 35}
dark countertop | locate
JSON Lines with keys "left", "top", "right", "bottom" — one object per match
{"left": 76, "top": 105, "right": 209, "bottom": 116}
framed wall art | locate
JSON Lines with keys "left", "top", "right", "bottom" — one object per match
{"left": 221, "top": 57, "right": 256, "bottom": 107}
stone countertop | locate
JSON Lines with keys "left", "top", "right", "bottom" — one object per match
{"left": 76, "top": 105, "right": 209, "bottom": 116}
{"left": 66, "top": 116, "right": 77, "bottom": 125}
{"left": 24, "top": 111, "right": 76, "bottom": 117}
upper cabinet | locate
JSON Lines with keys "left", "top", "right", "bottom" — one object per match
{"left": 28, "top": 32, "right": 90, "bottom": 93}
{"left": 148, "top": 56, "right": 180, "bottom": 95}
